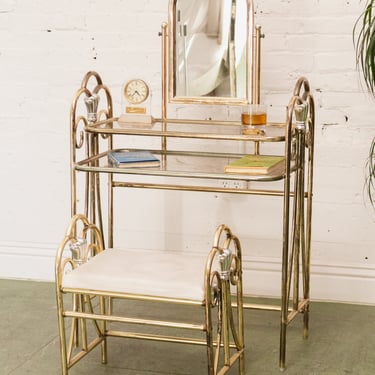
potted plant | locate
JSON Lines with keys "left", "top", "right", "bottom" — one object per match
{"left": 354, "top": 0, "right": 375, "bottom": 206}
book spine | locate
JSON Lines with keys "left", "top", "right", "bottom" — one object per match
{"left": 108, "top": 153, "right": 120, "bottom": 166}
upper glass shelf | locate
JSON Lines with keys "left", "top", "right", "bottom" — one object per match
{"left": 86, "top": 118, "right": 288, "bottom": 142}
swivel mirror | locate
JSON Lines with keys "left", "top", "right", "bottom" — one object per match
{"left": 167, "top": 0, "right": 254, "bottom": 105}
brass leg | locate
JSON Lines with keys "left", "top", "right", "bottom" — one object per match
{"left": 279, "top": 109, "right": 293, "bottom": 371}
{"left": 237, "top": 252, "right": 245, "bottom": 375}
{"left": 296, "top": 125, "right": 309, "bottom": 341}
{"left": 303, "top": 303, "right": 310, "bottom": 339}
{"left": 205, "top": 289, "right": 215, "bottom": 375}
{"left": 254, "top": 141, "right": 260, "bottom": 155}
{"left": 222, "top": 282, "right": 231, "bottom": 367}
{"left": 304, "top": 115, "right": 314, "bottom": 340}
{"left": 73, "top": 294, "right": 79, "bottom": 347}
{"left": 100, "top": 296, "right": 108, "bottom": 364}
{"left": 79, "top": 295, "right": 88, "bottom": 351}
{"left": 83, "top": 294, "right": 108, "bottom": 364}
{"left": 56, "top": 282, "right": 69, "bottom": 375}
{"left": 279, "top": 198, "right": 289, "bottom": 370}
{"left": 279, "top": 310, "right": 287, "bottom": 371}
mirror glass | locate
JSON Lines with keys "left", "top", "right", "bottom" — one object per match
{"left": 169, "top": 0, "right": 253, "bottom": 104}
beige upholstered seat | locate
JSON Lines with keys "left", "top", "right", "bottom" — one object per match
{"left": 62, "top": 248, "right": 208, "bottom": 301}
{"left": 55, "top": 214, "right": 245, "bottom": 375}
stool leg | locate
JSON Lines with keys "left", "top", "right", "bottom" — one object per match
{"left": 205, "top": 300, "right": 215, "bottom": 375}
{"left": 279, "top": 319, "right": 287, "bottom": 371}
{"left": 56, "top": 289, "right": 69, "bottom": 375}
{"left": 100, "top": 296, "right": 108, "bottom": 364}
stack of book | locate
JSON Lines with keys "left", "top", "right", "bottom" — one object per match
{"left": 225, "top": 154, "right": 285, "bottom": 175}
{"left": 108, "top": 150, "right": 160, "bottom": 168}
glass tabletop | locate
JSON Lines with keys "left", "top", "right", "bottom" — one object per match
{"left": 86, "top": 117, "right": 288, "bottom": 142}
{"left": 75, "top": 148, "right": 289, "bottom": 183}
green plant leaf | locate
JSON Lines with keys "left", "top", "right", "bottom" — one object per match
{"left": 354, "top": 1, "right": 375, "bottom": 94}
{"left": 354, "top": 1, "right": 375, "bottom": 208}
{"left": 366, "top": 137, "right": 375, "bottom": 206}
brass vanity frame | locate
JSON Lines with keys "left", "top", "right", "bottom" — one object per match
{"left": 64, "top": 1, "right": 315, "bottom": 370}
{"left": 66, "top": 67, "right": 314, "bottom": 372}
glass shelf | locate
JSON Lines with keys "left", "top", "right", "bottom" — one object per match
{"left": 75, "top": 148, "right": 292, "bottom": 183}
{"left": 86, "top": 117, "right": 288, "bottom": 143}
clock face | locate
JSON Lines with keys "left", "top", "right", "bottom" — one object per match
{"left": 124, "top": 79, "right": 149, "bottom": 104}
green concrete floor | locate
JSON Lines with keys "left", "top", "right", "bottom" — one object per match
{"left": 1, "top": 278, "right": 375, "bottom": 375}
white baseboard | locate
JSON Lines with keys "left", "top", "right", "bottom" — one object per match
{"left": 1, "top": 243, "right": 374, "bottom": 305}
{"left": 0, "top": 241, "right": 56, "bottom": 281}
{"left": 242, "top": 256, "right": 375, "bottom": 305}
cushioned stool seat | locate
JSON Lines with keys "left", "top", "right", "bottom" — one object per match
{"left": 63, "top": 248, "right": 208, "bottom": 301}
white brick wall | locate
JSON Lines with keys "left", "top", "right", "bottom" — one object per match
{"left": 0, "top": 0, "right": 374, "bottom": 304}
{"left": 255, "top": 0, "right": 375, "bottom": 301}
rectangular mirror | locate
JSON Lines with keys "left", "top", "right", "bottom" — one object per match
{"left": 168, "top": 0, "right": 254, "bottom": 105}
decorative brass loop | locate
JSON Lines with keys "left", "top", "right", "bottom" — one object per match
{"left": 66, "top": 215, "right": 104, "bottom": 251}
{"left": 61, "top": 257, "right": 76, "bottom": 273}
{"left": 97, "top": 109, "right": 109, "bottom": 121}
{"left": 293, "top": 76, "right": 310, "bottom": 100}
{"left": 87, "top": 242, "right": 101, "bottom": 257}
{"left": 57, "top": 256, "right": 75, "bottom": 286}
{"left": 212, "top": 224, "right": 234, "bottom": 250}
{"left": 210, "top": 271, "right": 221, "bottom": 307}
{"left": 305, "top": 94, "right": 315, "bottom": 150}
{"left": 97, "top": 110, "right": 111, "bottom": 139}
{"left": 70, "top": 73, "right": 113, "bottom": 149}
{"left": 230, "top": 255, "right": 240, "bottom": 286}
{"left": 305, "top": 119, "right": 313, "bottom": 149}
{"left": 74, "top": 116, "right": 88, "bottom": 149}
{"left": 81, "top": 71, "right": 103, "bottom": 90}
{"left": 291, "top": 138, "right": 297, "bottom": 160}
{"left": 94, "top": 83, "right": 113, "bottom": 119}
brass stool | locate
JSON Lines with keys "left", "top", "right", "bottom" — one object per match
{"left": 55, "top": 214, "right": 245, "bottom": 374}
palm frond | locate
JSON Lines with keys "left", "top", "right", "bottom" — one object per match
{"left": 354, "top": 0, "right": 375, "bottom": 94}
{"left": 354, "top": 1, "right": 375, "bottom": 208}
{"left": 366, "top": 137, "right": 375, "bottom": 206}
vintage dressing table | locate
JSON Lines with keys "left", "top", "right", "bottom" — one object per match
{"left": 59, "top": 0, "right": 315, "bottom": 371}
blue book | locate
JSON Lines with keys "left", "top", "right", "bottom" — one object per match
{"left": 108, "top": 150, "right": 160, "bottom": 168}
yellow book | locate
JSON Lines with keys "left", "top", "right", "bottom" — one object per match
{"left": 225, "top": 155, "right": 285, "bottom": 175}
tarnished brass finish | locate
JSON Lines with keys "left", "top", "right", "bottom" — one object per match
{"left": 161, "top": 21, "right": 168, "bottom": 122}
{"left": 69, "top": 71, "right": 114, "bottom": 247}
{"left": 277, "top": 77, "right": 315, "bottom": 370}
{"left": 67, "top": 69, "right": 314, "bottom": 372}
{"left": 56, "top": 216, "right": 245, "bottom": 375}
{"left": 252, "top": 25, "right": 263, "bottom": 105}
{"left": 55, "top": 214, "right": 106, "bottom": 374}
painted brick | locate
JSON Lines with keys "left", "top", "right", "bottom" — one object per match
{"left": 0, "top": 0, "right": 374, "bottom": 303}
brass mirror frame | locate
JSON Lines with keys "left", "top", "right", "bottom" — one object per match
{"left": 167, "top": 0, "right": 255, "bottom": 106}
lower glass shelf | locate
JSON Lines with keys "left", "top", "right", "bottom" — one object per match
{"left": 75, "top": 149, "right": 293, "bottom": 184}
